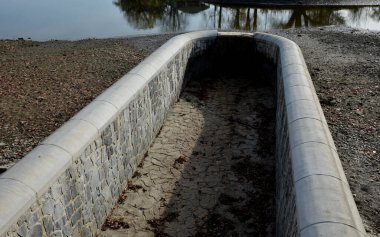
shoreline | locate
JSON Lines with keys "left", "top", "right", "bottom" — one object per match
{"left": 204, "top": 0, "right": 380, "bottom": 6}
{"left": 0, "top": 27, "right": 379, "bottom": 235}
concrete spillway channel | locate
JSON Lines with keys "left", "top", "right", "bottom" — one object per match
{"left": 101, "top": 44, "right": 276, "bottom": 236}
{"left": 0, "top": 31, "right": 366, "bottom": 237}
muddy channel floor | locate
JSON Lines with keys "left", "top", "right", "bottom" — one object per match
{"left": 100, "top": 74, "right": 276, "bottom": 237}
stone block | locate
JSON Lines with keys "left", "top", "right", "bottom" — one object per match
{"left": 30, "top": 224, "right": 43, "bottom": 237}
{"left": 51, "top": 231, "right": 63, "bottom": 237}
{"left": 62, "top": 223, "right": 73, "bottom": 237}
{"left": 27, "top": 211, "right": 39, "bottom": 227}
{"left": 80, "top": 226, "right": 92, "bottom": 237}
{"left": 16, "top": 223, "right": 28, "bottom": 237}
{"left": 43, "top": 216, "right": 54, "bottom": 236}
{"left": 71, "top": 210, "right": 82, "bottom": 227}
{"left": 65, "top": 203, "right": 74, "bottom": 219}
{"left": 53, "top": 203, "right": 65, "bottom": 222}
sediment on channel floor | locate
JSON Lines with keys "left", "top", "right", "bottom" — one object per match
{"left": 100, "top": 47, "right": 277, "bottom": 236}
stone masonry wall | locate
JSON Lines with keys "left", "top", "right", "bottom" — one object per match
{"left": 254, "top": 37, "right": 300, "bottom": 236}
{"left": 251, "top": 32, "right": 366, "bottom": 237}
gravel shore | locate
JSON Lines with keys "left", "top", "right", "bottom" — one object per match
{"left": 0, "top": 34, "right": 174, "bottom": 171}
{"left": 0, "top": 28, "right": 378, "bottom": 235}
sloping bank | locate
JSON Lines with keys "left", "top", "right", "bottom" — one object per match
{"left": 0, "top": 31, "right": 365, "bottom": 237}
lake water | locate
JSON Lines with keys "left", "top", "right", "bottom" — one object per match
{"left": 0, "top": 0, "right": 379, "bottom": 41}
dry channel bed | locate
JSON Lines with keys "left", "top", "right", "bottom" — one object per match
{"left": 0, "top": 28, "right": 379, "bottom": 235}
{"left": 100, "top": 66, "right": 276, "bottom": 236}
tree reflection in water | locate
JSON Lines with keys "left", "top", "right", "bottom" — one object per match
{"left": 114, "top": 0, "right": 168, "bottom": 29}
{"left": 278, "top": 7, "right": 345, "bottom": 28}
{"left": 113, "top": 0, "right": 380, "bottom": 32}
{"left": 114, "top": 0, "right": 209, "bottom": 31}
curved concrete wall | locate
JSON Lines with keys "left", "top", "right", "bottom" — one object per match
{"left": 249, "top": 32, "right": 366, "bottom": 237}
{"left": 0, "top": 31, "right": 365, "bottom": 237}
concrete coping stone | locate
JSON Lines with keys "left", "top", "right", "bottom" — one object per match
{"left": 128, "top": 62, "right": 159, "bottom": 81}
{"left": 295, "top": 175, "right": 366, "bottom": 235}
{"left": 0, "top": 145, "right": 72, "bottom": 197}
{"left": 94, "top": 73, "right": 148, "bottom": 111}
{"left": 253, "top": 32, "right": 365, "bottom": 236}
{"left": 281, "top": 63, "right": 309, "bottom": 80}
{"left": 41, "top": 119, "right": 98, "bottom": 158}
{"left": 71, "top": 100, "right": 119, "bottom": 132}
{"left": 284, "top": 85, "right": 315, "bottom": 106}
{"left": 0, "top": 30, "right": 365, "bottom": 237}
{"left": 187, "top": 30, "right": 218, "bottom": 40}
{"left": 300, "top": 223, "right": 366, "bottom": 237}
{"left": 288, "top": 118, "right": 336, "bottom": 151}
{"left": 291, "top": 142, "right": 348, "bottom": 184}
{"left": 286, "top": 99, "right": 322, "bottom": 124}
{"left": 282, "top": 72, "right": 313, "bottom": 88}
{"left": 0, "top": 179, "right": 36, "bottom": 234}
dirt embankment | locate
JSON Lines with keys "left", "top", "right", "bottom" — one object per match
{"left": 0, "top": 35, "right": 173, "bottom": 171}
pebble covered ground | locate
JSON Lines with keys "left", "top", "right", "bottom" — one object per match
{"left": 0, "top": 35, "right": 174, "bottom": 172}
{"left": 100, "top": 72, "right": 276, "bottom": 236}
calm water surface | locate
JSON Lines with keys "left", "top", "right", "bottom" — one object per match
{"left": 0, "top": 0, "right": 379, "bottom": 40}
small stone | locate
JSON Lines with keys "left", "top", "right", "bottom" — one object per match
{"left": 65, "top": 203, "right": 74, "bottom": 218}
{"left": 51, "top": 231, "right": 63, "bottom": 237}
{"left": 43, "top": 216, "right": 54, "bottom": 235}
{"left": 62, "top": 223, "right": 73, "bottom": 236}
{"left": 71, "top": 210, "right": 82, "bottom": 226}
{"left": 42, "top": 198, "right": 54, "bottom": 215}
{"left": 28, "top": 212, "right": 39, "bottom": 227}
{"left": 355, "top": 108, "right": 363, "bottom": 115}
{"left": 30, "top": 224, "right": 43, "bottom": 237}
{"left": 53, "top": 204, "right": 65, "bottom": 222}
{"left": 16, "top": 223, "right": 28, "bottom": 237}
{"left": 80, "top": 227, "right": 92, "bottom": 237}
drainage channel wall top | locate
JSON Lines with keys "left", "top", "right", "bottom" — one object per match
{"left": 0, "top": 31, "right": 365, "bottom": 237}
